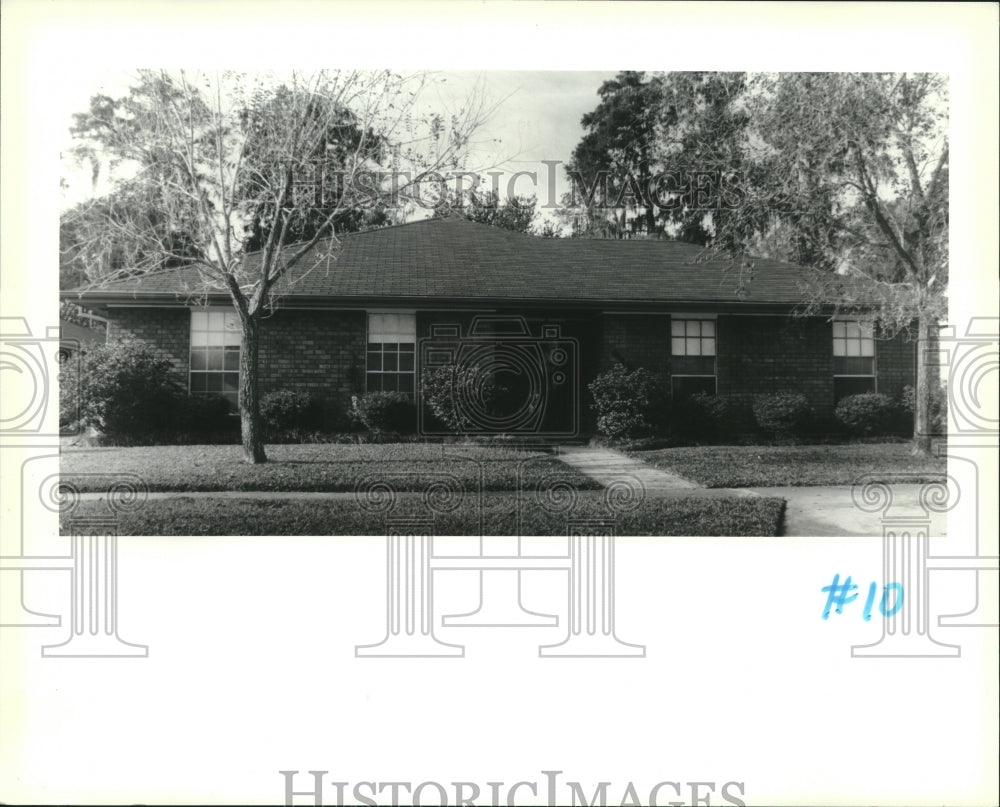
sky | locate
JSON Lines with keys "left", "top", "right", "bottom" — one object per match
{"left": 57, "top": 69, "right": 619, "bottom": 224}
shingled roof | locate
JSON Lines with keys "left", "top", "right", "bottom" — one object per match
{"left": 66, "top": 216, "right": 829, "bottom": 311}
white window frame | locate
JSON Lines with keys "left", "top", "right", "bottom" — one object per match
{"left": 190, "top": 308, "right": 242, "bottom": 409}
{"left": 670, "top": 313, "right": 717, "bottom": 396}
{"left": 366, "top": 310, "right": 417, "bottom": 396}
{"left": 832, "top": 318, "right": 877, "bottom": 392}
{"left": 670, "top": 313, "right": 717, "bottom": 358}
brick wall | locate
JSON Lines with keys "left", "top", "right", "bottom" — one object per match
{"left": 104, "top": 307, "right": 915, "bottom": 427}
{"left": 105, "top": 307, "right": 190, "bottom": 382}
{"left": 106, "top": 306, "right": 367, "bottom": 412}
{"left": 259, "top": 309, "right": 366, "bottom": 410}
{"left": 875, "top": 329, "right": 917, "bottom": 398}
{"left": 717, "top": 315, "right": 834, "bottom": 414}
{"left": 594, "top": 313, "right": 915, "bottom": 420}
{"left": 597, "top": 313, "right": 672, "bottom": 377}
{"left": 715, "top": 316, "right": 915, "bottom": 416}
{"left": 596, "top": 313, "right": 838, "bottom": 415}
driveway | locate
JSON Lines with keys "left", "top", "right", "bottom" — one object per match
{"left": 745, "top": 484, "right": 948, "bottom": 537}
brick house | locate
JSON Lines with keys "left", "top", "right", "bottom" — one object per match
{"left": 63, "top": 216, "right": 916, "bottom": 434}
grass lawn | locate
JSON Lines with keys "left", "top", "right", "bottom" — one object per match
{"left": 628, "top": 442, "right": 947, "bottom": 488}
{"left": 60, "top": 493, "right": 785, "bottom": 536}
{"left": 60, "top": 443, "right": 600, "bottom": 493}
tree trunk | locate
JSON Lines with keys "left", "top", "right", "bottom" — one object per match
{"left": 911, "top": 313, "right": 936, "bottom": 456}
{"left": 239, "top": 315, "right": 267, "bottom": 464}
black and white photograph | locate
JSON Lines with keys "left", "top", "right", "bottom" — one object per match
{"left": 55, "top": 65, "right": 952, "bottom": 538}
{"left": 1, "top": 2, "right": 997, "bottom": 806}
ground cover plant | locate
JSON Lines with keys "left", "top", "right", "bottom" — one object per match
{"left": 60, "top": 443, "right": 600, "bottom": 493}
{"left": 60, "top": 493, "right": 785, "bottom": 537}
{"left": 628, "top": 443, "right": 946, "bottom": 488}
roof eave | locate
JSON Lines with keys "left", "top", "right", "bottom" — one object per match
{"left": 63, "top": 288, "right": 853, "bottom": 317}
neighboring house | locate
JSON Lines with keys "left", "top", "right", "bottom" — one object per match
{"left": 62, "top": 217, "right": 915, "bottom": 432}
{"left": 58, "top": 319, "right": 104, "bottom": 362}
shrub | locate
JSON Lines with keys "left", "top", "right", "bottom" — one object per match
{"left": 420, "top": 363, "right": 508, "bottom": 434}
{"left": 668, "top": 392, "right": 729, "bottom": 442}
{"left": 753, "top": 392, "right": 813, "bottom": 438}
{"left": 901, "top": 384, "right": 948, "bottom": 435}
{"left": 58, "top": 351, "right": 85, "bottom": 431}
{"left": 588, "top": 363, "right": 669, "bottom": 441}
{"left": 351, "top": 391, "right": 416, "bottom": 434}
{"left": 175, "top": 393, "right": 238, "bottom": 442}
{"left": 834, "top": 393, "right": 899, "bottom": 436}
{"left": 61, "top": 340, "right": 183, "bottom": 442}
{"left": 260, "top": 390, "right": 322, "bottom": 435}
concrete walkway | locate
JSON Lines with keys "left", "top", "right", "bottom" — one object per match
{"left": 556, "top": 445, "right": 758, "bottom": 498}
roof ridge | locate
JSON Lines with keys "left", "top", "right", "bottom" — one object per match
{"left": 261, "top": 215, "right": 504, "bottom": 258}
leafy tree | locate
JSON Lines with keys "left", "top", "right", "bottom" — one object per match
{"left": 60, "top": 179, "right": 201, "bottom": 288}
{"left": 649, "top": 71, "right": 753, "bottom": 247}
{"left": 558, "top": 71, "right": 750, "bottom": 244}
{"left": 536, "top": 220, "right": 563, "bottom": 238}
{"left": 559, "top": 71, "right": 664, "bottom": 239}
{"left": 432, "top": 187, "right": 539, "bottom": 233}
{"left": 719, "top": 72, "right": 948, "bottom": 455}
{"left": 563, "top": 70, "right": 947, "bottom": 454}
{"left": 63, "top": 70, "right": 490, "bottom": 462}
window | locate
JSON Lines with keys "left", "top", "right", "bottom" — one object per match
{"left": 367, "top": 312, "right": 416, "bottom": 395}
{"left": 671, "top": 317, "right": 716, "bottom": 358}
{"left": 190, "top": 309, "right": 241, "bottom": 409}
{"left": 670, "top": 316, "right": 716, "bottom": 398}
{"left": 833, "top": 320, "right": 875, "bottom": 401}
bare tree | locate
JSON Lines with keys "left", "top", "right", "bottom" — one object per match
{"left": 63, "top": 69, "right": 494, "bottom": 462}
